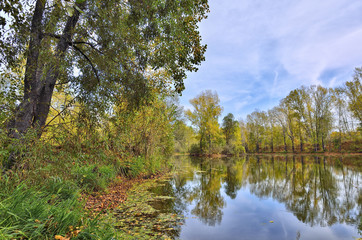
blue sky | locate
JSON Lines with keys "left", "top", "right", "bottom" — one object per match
{"left": 180, "top": 0, "right": 362, "bottom": 120}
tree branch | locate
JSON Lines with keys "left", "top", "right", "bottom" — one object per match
{"left": 72, "top": 41, "right": 104, "bottom": 55}
{"left": 43, "top": 97, "right": 76, "bottom": 130}
{"left": 72, "top": 45, "right": 100, "bottom": 83}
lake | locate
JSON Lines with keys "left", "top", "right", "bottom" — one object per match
{"left": 150, "top": 155, "right": 362, "bottom": 240}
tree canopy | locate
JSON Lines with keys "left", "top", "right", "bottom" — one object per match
{"left": 185, "top": 90, "right": 223, "bottom": 153}
{"left": 0, "top": 0, "right": 209, "bottom": 138}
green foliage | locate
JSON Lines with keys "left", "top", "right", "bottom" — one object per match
{"left": 2, "top": 0, "right": 209, "bottom": 141}
{"left": 222, "top": 113, "right": 238, "bottom": 145}
{"left": 189, "top": 143, "right": 203, "bottom": 155}
{"left": 186, "top": 90, "right": 223, "bottom": 154}
{"left": 345, "top": 68, "right": 362, "bottom": 127}
{"left": 72, "top": 164, "right": 117, "bottom": 192}
{"left": 240, "top": 77, "right": 361, "bottom": 153}
{"left": 0, "top": 182, "right": 83, "bottom": 239}
{"left": 173, "top": 120, "right": 197, "bottom": 153}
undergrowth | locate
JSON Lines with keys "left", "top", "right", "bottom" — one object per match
{"left": 0, "top": 129, "right": 171, "bottom": 239}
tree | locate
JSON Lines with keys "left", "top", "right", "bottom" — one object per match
{"left": 270, "top": 106, "right": 288, "bottom": 152}
{"left": 239, "top": 120, "right": 249, "bottom": 153}
{"left": 246, "top": 110, "right": 265, "bottom": 153}
{"left": 311, "top": 85, "right": 333, "bottom": 151}
{"left": 222, "top": 113, "right": 238, "bottom": 145}
{"left": 2, "top": 0, "right": 209, "bottom": 140}
{"left": 267, "top": 109, "right": 277, "bottom": 152}
{"left": 286, "top": 88, "right": 309, "bottom": 152}
{"left": 185, "top": 90, "right": 223, "bottom": 154}
{"left": 344, "top": 67, "right": 362, "bottom": 128}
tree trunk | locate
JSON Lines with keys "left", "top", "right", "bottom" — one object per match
{"left": 7, "top": 0, "right": 46, "bottom": 139}
{"left": 321, "top": 136, "right": 325, "bottom": 152}
{"left": 208, "top": 133, "right": 211, "bottom": 154}
{"left": 8, "top": 2, "right": 82, "bottom": 139}
{"left": 338, "top": 130, "right": 342, "bottom": 152}
{"left": 283, "top": 129, "right": 287, "bottom": 152}
{"left": 200, "top": 134, "right": 203, "bottom": 152}
{"left": 6, "top": 1, "right": 83, "bottom": 168}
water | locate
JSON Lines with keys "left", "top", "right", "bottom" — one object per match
{"left": 150, "top": 155, "right": 362, "bottom": 240}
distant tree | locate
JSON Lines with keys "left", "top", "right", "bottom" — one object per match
{"left": 311, "top": 85, "right": 333, "bottom": 151}
{"left": 270, "top": 106, "right": 288, "bottom": 152}
{"left": 344, "top": 68, "right": 362, "bottom": 128}
{"left": 239, "top": 120, "right": 249, "bottom": 153}
{"left": 285, "top": 88, "right": 309, "bottom": 152}
{"left": 222, "top": 113, "right": 238, "bottom": 145}
{"left": 267, "top": 109, "right": 277, "bottom": 152}
{"left": 185, "top": 90, "right": 223, "bottom": 153}
{"left": 246, "top": 110, "right": 265, "bottom": 153}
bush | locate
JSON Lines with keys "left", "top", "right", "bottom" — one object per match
{"left": 189, "top": 143, "right": 202, "bottom": 155}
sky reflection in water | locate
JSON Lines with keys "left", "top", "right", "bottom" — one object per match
{"left": 151, "top": 155, "right": 362, "bottom": 240}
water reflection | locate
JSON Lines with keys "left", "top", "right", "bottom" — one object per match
{"left": 151, "top": 155, "right": 362, "bottom": 239}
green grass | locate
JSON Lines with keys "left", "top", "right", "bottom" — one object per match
{"left": 0, "top": 130, "right": 171, "bottom": 239}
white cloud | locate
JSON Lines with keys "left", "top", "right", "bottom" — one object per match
{"left": 181, "top": 0, "right": 362, "bottom": 117}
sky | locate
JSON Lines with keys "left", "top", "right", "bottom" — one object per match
{"left": 180, "top": 0, "right": 362, "bottom": 120}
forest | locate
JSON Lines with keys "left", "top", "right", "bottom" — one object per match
{"left": 177, "top": 71, "right": 361, "bottom": 155}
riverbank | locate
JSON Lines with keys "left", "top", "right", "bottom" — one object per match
{"left": 0, "top": 135, "right": 173, "bottom": 239}
{"left": 83, "top": 172, "right": 166, "bottom": 214}
{"left": 0, "top": 165, "right": 171, "bottom": 239}
{"left": 252, "top": 152, "right": 362, "bottom": 156}
{"left": 186, "top": 152, "right": 362, "bottom": 159}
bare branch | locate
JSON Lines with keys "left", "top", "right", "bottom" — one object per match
{"left": 43, "top": 97, "right": 76, "bottom": 130}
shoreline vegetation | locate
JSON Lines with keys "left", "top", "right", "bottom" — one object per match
{"left": 188, "top": 152, "right": 362, "bottom": 157}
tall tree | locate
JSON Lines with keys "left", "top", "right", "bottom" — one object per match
{"left": 311, "top": 85, "right": 333, "bottom": 151}
{"left": 2, "top": 0, "right": 209, "bottom": 140}
{"left": 270, "top": 106, "right": 288, "bottom": 152}
{"left": 185, "top": 90, "right": 223, "bottom": 153}
{"left": 222, "top": 113, "right": 238, "bottom": 145}
{"left": 344, "top": 67, "right": 362, "bottom": 128}
{"left": 246, "top": 110, "right": 265, "bottom": 153}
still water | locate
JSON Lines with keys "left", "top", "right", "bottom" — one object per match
{"left": 150, "top": 155, "right": 362, "bottom": 240}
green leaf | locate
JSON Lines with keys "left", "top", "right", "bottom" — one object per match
{"left": 65, "top": 6, "right": 74, "bottom": 16}
{"left": 76, "top": 0, "right": 86, "bottom": 3}
{"left": 74, "top": 5, "right": 84, "bottom": 13}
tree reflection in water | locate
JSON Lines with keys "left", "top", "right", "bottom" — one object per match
{"left": 151, "top": 155, "right": 362, "bottom": 237}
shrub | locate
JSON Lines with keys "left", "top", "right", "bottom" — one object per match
{"left": 189, "top": 143, "right": 202, "bottom": 155}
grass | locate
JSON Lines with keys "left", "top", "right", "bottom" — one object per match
{"left": 0, "top": 132, "right": 171, "bottom": 239}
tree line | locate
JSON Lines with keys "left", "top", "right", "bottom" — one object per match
{"left": 176, "top": 68, "right": 361, "bottom": 154}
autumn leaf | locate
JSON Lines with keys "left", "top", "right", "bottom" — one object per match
{"left": 54, "top": 235, "right": 70, "bottom": 240}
